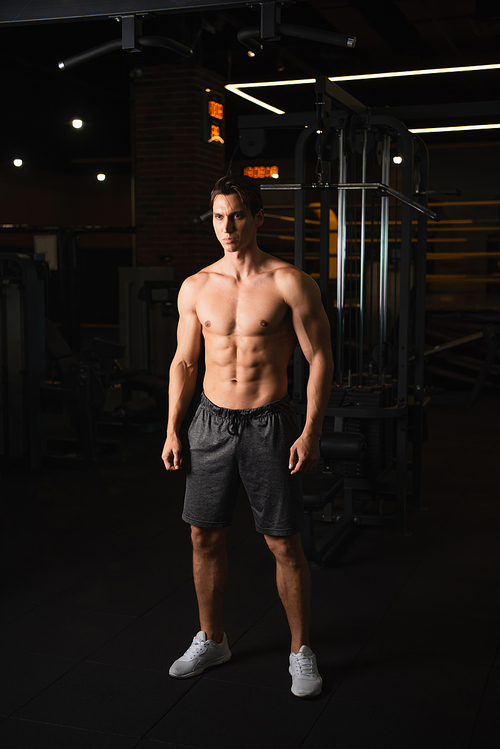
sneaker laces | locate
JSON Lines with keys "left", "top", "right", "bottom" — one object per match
{"left": 184, "top": 635, "right": 209, "bottom": 658}
{"left": 291, "top": 651, "right": 317, "bottom": 678}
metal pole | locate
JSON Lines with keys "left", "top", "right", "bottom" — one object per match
{"left": 336, "top": 128, "right": 346, "bottom": 385}
{"left": 412, "top": 135, "right": 429, "bottom": 510}
{"left": 395, "top": 127, "right": 413, "bottom": 535}
{"left": 293, "top": 122, "right": 316, "bottom": 403}
{"left": 359, "top": 128, "right": 367, "bottom": 384}
{"left": 293, "top": 123, "right": 316, "bottom": 270}
{"left": 319, "top": 161, "right": 330, "bottom": 311}
{"left": 378, "top": 134, "right": 391, "bottom": 385}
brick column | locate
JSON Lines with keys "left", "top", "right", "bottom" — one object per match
{"left": 133, "top": 63, "right": 226, "bottom": 279}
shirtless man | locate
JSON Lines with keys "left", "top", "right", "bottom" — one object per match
{"left": 162, "top": 176, "right": 333, "bottom": 698}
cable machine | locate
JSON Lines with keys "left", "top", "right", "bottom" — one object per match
{"left": 241, "top": 77, "right": 438, "bottom": 551}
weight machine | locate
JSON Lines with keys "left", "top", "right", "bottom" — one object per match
{"left": 0, "top": 228, "right": 174, "bottom": 468}
{"left": 240, "top": 77, "right": 438, "bottom": 560}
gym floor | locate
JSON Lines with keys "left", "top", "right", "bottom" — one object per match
{"left": 1, "top": 395, "right": 499, "bottom": 749}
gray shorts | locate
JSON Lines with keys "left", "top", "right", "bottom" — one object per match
{"left": 183, "top": 393, "right": 304, "bottom": 536}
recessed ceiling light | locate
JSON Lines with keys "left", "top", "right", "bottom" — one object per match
{"left": 13, "top": 158, "right": 23, "bottom": 167}
{"left": 72, "top": 119, "right": 83, "bottom": 129}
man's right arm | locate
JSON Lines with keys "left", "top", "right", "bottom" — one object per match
{"left": 162, "top": 276, "right": 202, "bottom": 471}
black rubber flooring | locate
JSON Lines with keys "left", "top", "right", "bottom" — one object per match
{"left": 1, "top": 395, "right": 499, "bottom": 749}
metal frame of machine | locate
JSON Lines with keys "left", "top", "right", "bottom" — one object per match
{"left": 240, "top": 77, "right": 437, "bottom": 549}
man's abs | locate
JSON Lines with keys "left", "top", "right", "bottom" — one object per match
{"left": 194, "top": 263, "right": 298, "bottom": 409}
{"left": 202, "top": 332, "right": 294, "bottom": 409}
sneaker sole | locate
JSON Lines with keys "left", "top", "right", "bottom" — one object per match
{"left": 289, "top": 666, "right": 322, "bottom": 698}
{"left": 290, "top": 683, "right": 322, "bottom": 698}
{"left": 169, "top": 650, "right": 232, "bottom": 679}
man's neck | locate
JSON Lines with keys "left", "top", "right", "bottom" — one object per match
{"left": 221, "top": 245, "right": 267, "bottom": 279}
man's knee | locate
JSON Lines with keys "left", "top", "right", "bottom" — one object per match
{"left": 264, "top": 532, "right": 304, "bottom": 564}
{"left": 191, "top": 525, "right": 228, "bottom": 553}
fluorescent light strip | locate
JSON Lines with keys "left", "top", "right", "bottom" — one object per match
{"left": 225, "top": 84, "right": 285, "bottom": 114}
{"left": 228, "top": 78, "right": 315, "bottom": 89}
{"left": 225, "top": 63, "right": 500, "bottom": 114}
{"left": 329, "top": 63, "right": 500, "bottom": 82}
{"left": 410, "top": 123, "right": 500, "bottom": 133}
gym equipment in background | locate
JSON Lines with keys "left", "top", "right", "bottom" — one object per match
{"left": 238, "top": 77, "right": 438, "bottom": 560}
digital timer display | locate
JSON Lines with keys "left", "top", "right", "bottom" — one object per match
{"left": 243, "top": 166, "right": 279, "bottom": 179}
{"left": 209, "top": 124, "right": 224, "bottom": 144}
{"left": 203, "top": 91, "right": 225, "bottom": 145}
{"left": 208, "top": 100, "right": 224, "bottom": 120}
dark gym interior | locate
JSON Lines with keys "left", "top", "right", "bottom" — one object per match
{"left": 1, "top": 2, "right": 500, "bottom": 747}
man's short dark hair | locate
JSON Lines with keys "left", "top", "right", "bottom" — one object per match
{"left": 211, "top": 175, "right": 263, "bottom": 217}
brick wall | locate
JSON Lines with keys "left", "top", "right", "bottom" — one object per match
{"left": 133, "top": 63, "right": 226, "bottom": 279}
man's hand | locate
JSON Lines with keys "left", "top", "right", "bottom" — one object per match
{"left": 289, "top": 434, "right": 321, "bottom": 474}
{"left": 162, "top": 433, "right": 183, "bottom": 471}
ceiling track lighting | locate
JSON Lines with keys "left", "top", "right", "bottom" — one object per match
{"left": 58, "top": 14, "right": 192, "bottom": 70}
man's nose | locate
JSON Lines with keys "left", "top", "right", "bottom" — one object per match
{"left": 223, "top": 215, "right": 234, "bottom": 233}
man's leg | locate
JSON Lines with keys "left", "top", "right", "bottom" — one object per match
{"left": 169, "top": 525, "right": 231, "bottom": 679}
{"left": 264, "top": 532, "right": 322, "bottom": 698}
{"left": 191, "top": 525, "right": 229, "bottom": 644}
{"left": 264, "top": 532, "right": 311, "bottom": 653}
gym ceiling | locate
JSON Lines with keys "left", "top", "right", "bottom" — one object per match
{"left": 1, "top": 1, "right": 499, "bottom": 170}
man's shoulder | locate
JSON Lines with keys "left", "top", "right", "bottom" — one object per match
{"left": 273, "top": 263, "right": 318, "bottom": 297}
{"left": 273, "top": 262, "right": 307, "bottom": 281}
{"left": 181, "top": 263, "right": 220, "bottom": 291}
{"left": 178, "top": 263, "right": 225, "bottom": 309}
{"left": 270, "top": 263, "right": 322, "bottom": 312}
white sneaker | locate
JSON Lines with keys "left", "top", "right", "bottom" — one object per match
{"left": 289, "top": 645, "right": 323, "bottom": 698}
{"left": 169, "top": 631, "right": 232, "bottom": 679}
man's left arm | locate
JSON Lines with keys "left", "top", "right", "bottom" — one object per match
{"left": 283, "top": 270, "right": 334, "bottom": 474}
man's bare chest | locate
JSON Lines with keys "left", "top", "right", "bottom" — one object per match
{"left": 196, "top": 281, "right": 290, "bottom": 338}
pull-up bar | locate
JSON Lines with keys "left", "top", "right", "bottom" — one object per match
{"left": 237, "top": 24, "right": 356, "bottom": 55}
{"left": 58, "top": 14, "right": 192, "bottom": 70}
{"left": 237, "top": 2, "right": 356, "bottom": 55}
{"left": 260, "top": 182, "right": 439, "bottom": 221}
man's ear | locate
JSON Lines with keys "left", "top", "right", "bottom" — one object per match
{"left": 255, "top": 209, "right": 265, "bottom": 227}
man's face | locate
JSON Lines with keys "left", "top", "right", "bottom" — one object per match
{"left": 212, "top": 193, "right": 263, "bottom": 255}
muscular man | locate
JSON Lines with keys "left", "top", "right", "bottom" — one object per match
{"left": 162, "top": 176, "right": 333, "bottom": 698}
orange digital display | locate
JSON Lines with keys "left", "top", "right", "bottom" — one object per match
{"left": 243, "top": 165, "right": 279, "bottom": 179}
{"left": 209, "top": 125, "right": 224, "bottom": 144}
{"left": 208, "top": 100, "right": 224, "bottom": 120}
{"left": 203, "top": 91, "right": 224, "bottom": 145}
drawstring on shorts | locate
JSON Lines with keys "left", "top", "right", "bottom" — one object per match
{"left": 199, "top": 392, "right": 290, "bottom": 436}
